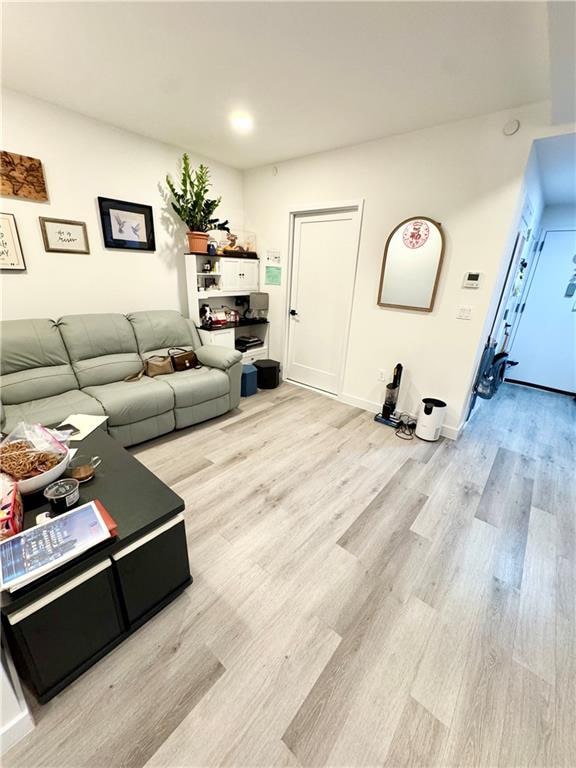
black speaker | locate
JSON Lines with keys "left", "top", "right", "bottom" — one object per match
{"left": 254, "top": 359, "right": 280, "bottom": 389}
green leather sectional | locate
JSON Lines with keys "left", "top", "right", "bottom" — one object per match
{"left": 0, "top": 310, "right": 242, "bottom": 447}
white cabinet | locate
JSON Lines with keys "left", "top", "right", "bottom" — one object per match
{"left": 220, "top": 258, "right": 259, "bottom": 293}
{"left": 220, "top": 259, "right": 241, "bottom": 292}
{"left": 197, "top": 326, "right": 269, "bottom": 362}
{"left": 242, "top": 347, "right": 269, "bottom": 364}
{"left": 238, "top": 261, "right": 259, "bottom": 292}
{"left": 198, "top": 328, "right": 235, "bottom": 349}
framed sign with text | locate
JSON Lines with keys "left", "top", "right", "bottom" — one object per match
{"left": 0, "top": 213, "right": 26, "bottom": 271}
{"left": 40, "top": 217, "right": 90, "bottom": 253}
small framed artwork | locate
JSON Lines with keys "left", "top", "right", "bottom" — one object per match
{"left": 378, "top": 216, "right": 444, "bottom": 312}
{"left": 98, "top": 197, "right": 156, "bottom": 251}
{"left": 0, "top": 213, "right": 26, "bottom": 271}
{"left": 1, "top": 151, "right": 48, "bottom": 202}
{"left": 39, "top": 217, "right": 90, "bottom": 253}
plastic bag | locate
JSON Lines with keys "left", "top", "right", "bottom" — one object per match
{"left": 0, "top": 422, "right": 70, "bottom": 482}
{"left": 0, "top": 474, "right": 23, "bottom": 540}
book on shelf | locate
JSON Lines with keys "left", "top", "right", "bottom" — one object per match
{"left": 235, "top": 336, "right": 264, "bottom": 352}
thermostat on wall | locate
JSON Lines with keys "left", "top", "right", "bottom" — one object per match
{"left": 462, "top": 271, "right": 482, "bottom": 289}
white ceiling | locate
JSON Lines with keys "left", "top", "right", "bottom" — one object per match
{"left": 535, "top": 133, "right": 576, "bottom": 205}
{"left": 2, "top": 2, "right": 550, "bottom": 169}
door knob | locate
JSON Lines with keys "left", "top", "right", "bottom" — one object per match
{"left": 290, "top": 309, "right": 298, "bottom": 316}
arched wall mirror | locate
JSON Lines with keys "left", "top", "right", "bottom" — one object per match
{"left": 377, "top": 216, "right": 444, "bottom": 312}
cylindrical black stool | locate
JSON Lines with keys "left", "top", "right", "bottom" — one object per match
{"left": 254, "top": 359, "right": 281, "bottom": 389}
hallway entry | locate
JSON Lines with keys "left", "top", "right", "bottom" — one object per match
{"left": 509, "top": 229, "right": 576, "bottom": 393}
{"left": 286, "top": 204, "right": 362, "bottom": 394}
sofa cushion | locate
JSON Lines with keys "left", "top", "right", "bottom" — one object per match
{"left": 195, "top": 345, "right": 242, "bottom": 371}
{"left": 156, "top": 367, "right": 230, "bottom": 409}
{"left": 108, "top": 412, "right": 175, "bottom": 448}
{"left": 58, "top": 314, "right": 142, "bottom": 387}
{"left": 0, "top": 319, "right": 78, "bottom": 405}
{"left": 127, "top": 310, "right": 201, "bottom": 359}
{"left": 83, "top": 377, "right": 174, "bottom": 427}
{"left": 173, "top": 394, "right": 231, "bottom": 430}
{"left": 2, "top": 390, "right": 105, "bottom": 434}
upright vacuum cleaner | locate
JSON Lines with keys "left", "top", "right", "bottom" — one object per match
{"left": 374, "top": 363, "right": 403, "bottom": 427}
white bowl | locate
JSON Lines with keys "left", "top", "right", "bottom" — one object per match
{"left": 18, "top": 450, "right": 70, "bottom": 495}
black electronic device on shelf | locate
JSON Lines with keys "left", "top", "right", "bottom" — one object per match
{"left": 235, "top": 335, "right": 264, "bottom": 352}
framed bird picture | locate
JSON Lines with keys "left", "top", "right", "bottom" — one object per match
{"left": 97, "top": 197, "right": 156, "bottom": 251}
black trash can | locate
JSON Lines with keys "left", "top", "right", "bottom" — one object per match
{"left": 254, "top": 359, "right": 281, "bottom": 389}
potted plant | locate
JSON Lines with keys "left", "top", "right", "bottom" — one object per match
{"left": 166, "top": 154, "right": 229, "bottom": 253}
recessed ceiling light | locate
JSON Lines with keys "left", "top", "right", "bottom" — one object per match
{"left": 230, "top": 112, "right": 254, "bottom": 135}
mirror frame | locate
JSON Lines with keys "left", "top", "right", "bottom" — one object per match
{"left": 377, "top": 216, "right": 445, "bottom": 312}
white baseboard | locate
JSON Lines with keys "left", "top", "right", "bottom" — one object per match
{"left": 285, "top": 384, "right": 463, "bottom": 441}
{"left": 1, "top": 710, "right": 35, "bottom": 755}
{"left": 440, "top": 422, "right": 462, "bottom": 440}
{"left": 339, "top": 392, "right": 380, "bottom": 412}
{"left": 340, "top": 392, "right": 461, "bottom": 441}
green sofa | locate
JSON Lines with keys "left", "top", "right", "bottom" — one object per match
{"left": 0, "top": 310, "right": 242, "bottom": 447}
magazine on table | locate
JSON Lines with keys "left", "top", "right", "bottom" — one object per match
{"left": 0, "top": 501, "right": 112, "bottom": 592}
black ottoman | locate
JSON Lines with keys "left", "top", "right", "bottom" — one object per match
{"left": 254, "top": 359, "right": 281, "bottom": 389}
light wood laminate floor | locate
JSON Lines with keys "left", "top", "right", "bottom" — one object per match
{"left": 5, "top": 382, "right": 575, "bottom": 768}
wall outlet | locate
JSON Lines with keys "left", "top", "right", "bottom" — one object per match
{"left": 456, "top": 305, "right": 473, "bottom": 320}
{"left": 378, "top": 369, "right": 387, "bottom": 382}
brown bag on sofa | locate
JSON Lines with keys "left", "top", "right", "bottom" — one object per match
{"left": 124, "top": 355, "right": 173, "bottom": 382}
{"left": 145, "top": 355, "right": 174, "bottom": 377}
{"left": 168, "top": 347, "right": 201, "bottom": 372}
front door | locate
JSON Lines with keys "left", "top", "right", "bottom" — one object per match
{"left": 286, "top": 206, "right": 361, "bottom": 394}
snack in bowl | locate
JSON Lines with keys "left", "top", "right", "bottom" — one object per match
{"left": 0, "top": 440, "right": 63, "bottom": 479}
{"left": 0, "top": 423, "right": 70, "bottom": 494}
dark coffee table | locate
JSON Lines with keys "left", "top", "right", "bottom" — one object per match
{"left": 1, "top": 427, "right": 191, "bottom": 702}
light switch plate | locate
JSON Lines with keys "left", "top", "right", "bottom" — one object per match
{"left": 456, "top": 305, "right": 473, "bottom": 320}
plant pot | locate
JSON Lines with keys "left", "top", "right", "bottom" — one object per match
{"left": 187, "top": 231, "right": 208, "bottom": 253}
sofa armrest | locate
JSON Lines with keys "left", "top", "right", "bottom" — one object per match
{"left": 196, "top": 345, "right": 242, "bottom": 371}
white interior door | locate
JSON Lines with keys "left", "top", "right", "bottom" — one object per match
{"left": 509, "top": 229, "right": 576, "bottom": 392}
{"left": 286, "top": 206, "right": 361, "bottom": 394}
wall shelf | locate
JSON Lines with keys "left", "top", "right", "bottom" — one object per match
{"left": 196, "top": 319, "right": 268, "bottom": 332}
{"left": 186, "top": 251, "right": 259, "bottom": 260}
{"left": 197, "top": 290, "right": 250, "bottom": 299}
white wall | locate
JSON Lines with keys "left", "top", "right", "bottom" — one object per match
{"left": 540, "top": 203, "right": 576, "bottom": 230}
{"left": 521, "top": 143, "right": 546, "bottom": 233}
{"left": 0, "top": 90, "right": 244, "bottom": 320}
{"left": 490, "top": 143, "right": 545, "bottom": 355}
{"left": 244, "top": 102, "right": 575, "bottom": 434}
